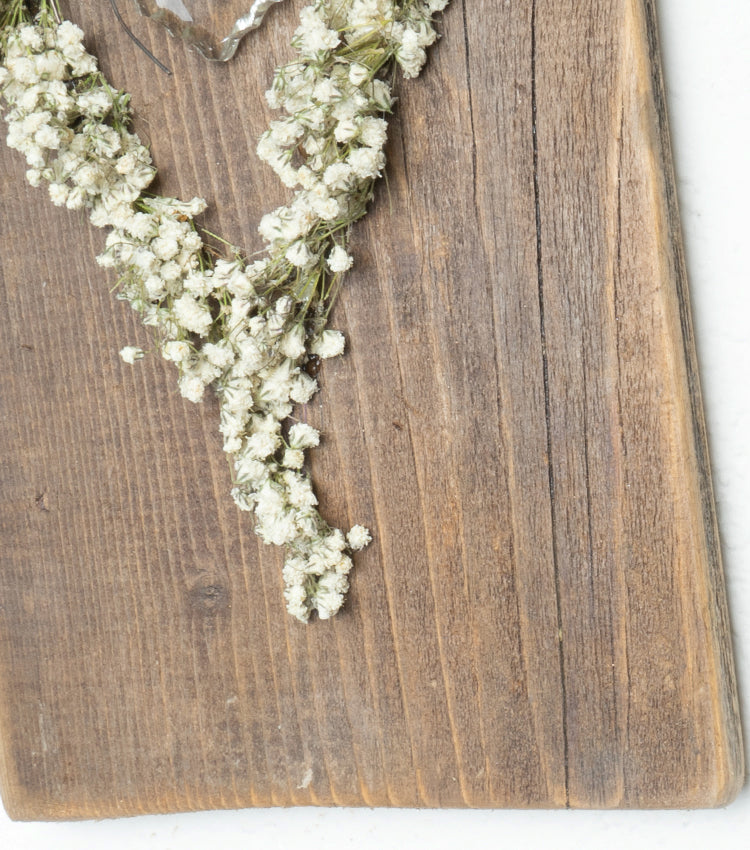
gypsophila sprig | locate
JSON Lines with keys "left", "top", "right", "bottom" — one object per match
{"left": 1, "top": 0, "right": 451, "bottom": 622}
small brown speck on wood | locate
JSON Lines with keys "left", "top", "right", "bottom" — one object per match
{"left": 0, "top": 0, "right": 742, "bottom": 818}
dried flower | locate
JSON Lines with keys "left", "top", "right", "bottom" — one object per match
{"left": 119, "top": 345, "right": 144, "bottom": 364}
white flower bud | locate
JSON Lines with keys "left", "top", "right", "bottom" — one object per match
{"left": 347, "top": 525, "right": 372, "bottom": 551}
{"left": 348, "top": 63, "right": 370, "bottom": 87}
{"left": 162, "top": 340, "right": 192, "bottom": 363}
{"left": 310, "top": 329, "right": 345, "bottom": 359}
{"left": 286, "top": 241, "right": 315, "bottom": 269}
{"left": 119, "top": 346, "right": 144, "bottom": 365}
{"left": 288, "top": 423, "right": 320, "bottom": 450}
{"left": 327, "top": 246, "right": 354, "bottom": 274}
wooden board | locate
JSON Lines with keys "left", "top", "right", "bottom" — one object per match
{"left": 0, "top": 0, "right": 743, "bottom": 818}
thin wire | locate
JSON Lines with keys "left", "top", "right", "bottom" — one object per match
{"left": 108, "top": 0, "right": 172, "bottom": 76}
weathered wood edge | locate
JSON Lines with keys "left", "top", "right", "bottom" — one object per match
{"left": 641, "top": 0, "right": 744, "bottom": 804}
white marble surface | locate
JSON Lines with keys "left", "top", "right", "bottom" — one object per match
{"left": 2, "top": 1, "right": 748, "bottom": 846}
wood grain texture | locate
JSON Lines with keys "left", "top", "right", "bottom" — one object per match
{"left": 0, "top": 0, "right": 743, "bottom": 817}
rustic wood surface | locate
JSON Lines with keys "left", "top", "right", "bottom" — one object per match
{"left": 0, "top": 0, "right": 743, "bottom": 818}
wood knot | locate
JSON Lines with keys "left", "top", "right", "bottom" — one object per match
{"left": 187, "top": 577, "right": 230, "bottom": 614}
{"left": 34, "top": 490, "right": 50, "bottom": 512}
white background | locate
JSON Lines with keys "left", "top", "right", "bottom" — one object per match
{"left": 2, "top": 1, "right": 749, "bottom": 847}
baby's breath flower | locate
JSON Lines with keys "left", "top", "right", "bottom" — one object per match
{"left": 179, "top": 374, "right": 206, "bottom": 403}
{"left": 162, "top": 340, "right": 191, "bottom": 363}
{"left": 347, "top": 145, "right": 385, "bottom": 179}
{"left": 348, "top": 62, "right": 370, "bottom": 86}
{"left": 173, "top": 293, "right": 213, "bottom": 336}
{"left": 280, "top": 324, "right": 307, "bottom": 359}
{"left": 119, "top": 345, "right": 144, "bottom": 364}
{"left": 286, "top": 240, "right": 315, "bottom": 269}
{"left": 246, "top": 431, "right": 281, "bottom": 460}
{"left": 295, "top": 6, "right": 341, "bottom": 57}
{"left": 289, "top": 422, "right": 320, "bottom": 450}
{"left": 48, "top": 181, "right": 67, "bottom": 205}
{"left": 347, "top": 524, "right": 372, "bottom": 551}
{"left": 310, "top": 329, "right": 346, "bottom": 359}
{"left": 327, "top": 246, "right": 354, "bottom": 273}
{"left": 19, "top": 25, "right": 42, "bottom": 50}
{"left": 202, "top": 341, "right": 235, "bottom": 369}
{"left": 282, "top": 447, "right": 305, "bottom": 469}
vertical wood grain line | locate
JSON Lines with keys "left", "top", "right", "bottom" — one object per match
{"left": 340, "top": 297, "right": 420, "bottom": 805}
{"left": 316, "top": 317, "right": 394, "bottom": 805}
{"left": 460, "top": 1, "right": 478, "bottom": 211}
{"left": 530, "top": 0, "right": 569, "bottom": 807}
{"left": 386, "top": 334, "right": 465, "bottom": 803}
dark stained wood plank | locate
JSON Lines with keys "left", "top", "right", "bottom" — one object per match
{"left": 0, "top": 0, "right": 742, "bottom": 818}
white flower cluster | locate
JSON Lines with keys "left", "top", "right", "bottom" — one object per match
{"left": 1, "top": 0, "right": 450, "bottom": 622}
{"left": 257, "top": 0, "right": 450, "bottom": 271}
{"left": 0, "top": 17, "right": 155, "bottom": 212}
{"left": 347, "top": 0, "right": 450, "bottom": 79}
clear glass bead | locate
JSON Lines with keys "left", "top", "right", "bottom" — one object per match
{"left": 132, "top": 0, "right": 287, "bottom": 61}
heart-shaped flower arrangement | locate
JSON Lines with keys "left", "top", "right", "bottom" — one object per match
{"left": 1, "top": 0, "right": 450, "bottom": 621}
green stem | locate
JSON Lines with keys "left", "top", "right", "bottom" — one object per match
{"left": 1, "top": 0, "right": 61, "bottom": 31}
